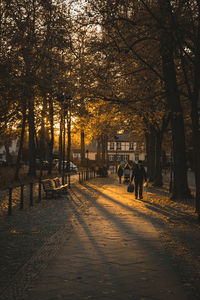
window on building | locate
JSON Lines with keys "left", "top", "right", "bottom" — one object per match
{"left": 129, "top": 142, "right": 134, "bottom": 150}
{"left": 118, "top": 155, "right": 129, "bottom": 162}
{"left": 117, "top": 142, "right": 121, "bottom": 149}
{"left": 135, "top": 154, "right": 139, "bottom": 161}
{"left": 110, "top": 142, "right": 114, "bottom": 150}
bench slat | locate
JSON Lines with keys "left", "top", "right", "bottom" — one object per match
{"left": 42, "top": 179, "right": 66, "bottom": 198}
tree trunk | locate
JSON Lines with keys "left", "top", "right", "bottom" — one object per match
{"left": 40, "top": 95, "right": 48, "bottom": 161}
{"left": 101, "top": 135, "right": 106, "bottom": 164}
{"left": 5, "top": 143, "right": 12, "bottom": 165}
{"left": 190, "top": 48, "right": 200, "bottom": 211}
{"left": 145, "top": 129, "right": 156, "bottom": 182}
{"left": 159, "top": 0, "right": 190, "bottom": 200}
{"left": 105, "top": 134, "right": 108, "bottom": 164}
{"left": 153, "top": 131, "right": 163, "bottom": 186}
{"left": 192, "top": 120, "right": 200, "bottom": 212}
{"left": 28, "top": 93, "right": 36, "bottom": 177}
{"left": 48, "top": 97, "right": 54, "bottom": 174}
{"left": 153, "top": 115, "right": 170, "bottom": 187}
{"left": 14, "top": 99, "right": 27, "bottom": 180}
{"left": 81, "top": 129, "right": 85, "bottom": 166}
{"left": 59, "top": 111, "right": 63, "bottom": 173}
{"left": 67, "top": 110, "right": 71, "bottom": 172}
{"left": 190, "top": 0, "right": 200, "bottom": 213}
{"left": 96, "top": 139, "right": 101, "bottom": 163}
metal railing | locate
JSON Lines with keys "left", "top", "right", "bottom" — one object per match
{"left": 78, "top": 169, "right": 96, "bottom": 184}
{"left": 1, "top": 168, "right": 104, "bottom": 216}
{"left": 0, "top": 174, "right": 72, "bottom": 217}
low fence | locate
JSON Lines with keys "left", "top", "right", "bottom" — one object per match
{"left": 78, "top": 169, "right": 96, "bottom": 184}
{"left": 0, "top": 169, "right": 98, "bottom": 217}
{"left": 0, "top": 174, "right": 72, "bottom": 217}
{"left": 1, "top": 182, "right": 43, "bottom": 217}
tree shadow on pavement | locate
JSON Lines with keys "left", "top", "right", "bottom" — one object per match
{"left": 68, "top": 185, "right": 169, "bottom": 264}
{"left": 81, "top": 183, "right": 193, "bottom": 224}
{"left": 68, "top": 180, "right": 200, "bottom": 300}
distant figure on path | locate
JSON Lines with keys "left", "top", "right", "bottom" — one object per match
{"left": 117, "top": 165, "right": 124, "bottom": 183}
{"left": 123, "top": 163, "right": 131, "bottom": 184}
{"left": 131, "top": 161, "right": 147, "bottom": 199}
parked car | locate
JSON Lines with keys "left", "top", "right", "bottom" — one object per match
{"left": 55, "top": 161, "right": 78, "bottom": 173}
{"left": 35, "top": 159, "right": 49, "bottom": 170}
{"left": 0, "top": 159, "right": 7, "bottom": 167}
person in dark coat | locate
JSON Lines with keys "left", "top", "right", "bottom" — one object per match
{"left": 117, "top": 165, "right": 124, "bottom": 183}
{"left": 131, "top": 161, "right": 147, "bottom": 199}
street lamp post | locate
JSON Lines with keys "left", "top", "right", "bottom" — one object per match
{"left": 57, "top": 93, "right": 66, "bottom": 185}
{"left": 169, "top": 129, "right": 173, "bottom": 194}
{"left": 66, "top": 94, "right": 72, "bottom": 188}
{"left": 114, "top": 135, "right": 119, "bottom": 173}
{"left": 57, "top": 93, "right": 72, "bottom": 186}
{"left": 86, "top": 149, "right": 89, "bottom": 179}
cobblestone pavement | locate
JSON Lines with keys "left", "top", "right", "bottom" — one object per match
{"left": 0, "top": 174, "right": 84, "bottom": 300}
{"left": 1, "top": 175, "right": 200, "bottom": 300}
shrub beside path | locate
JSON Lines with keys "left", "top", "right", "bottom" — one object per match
{"left": 1, "top": 175, "right": 200, "bottom": 299}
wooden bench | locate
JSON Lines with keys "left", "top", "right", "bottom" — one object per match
{"left": 53, "top": 177, "right": 69, "bottom": 193}
{"left": 42, "top": 179, "right": 63, "bottom": 198}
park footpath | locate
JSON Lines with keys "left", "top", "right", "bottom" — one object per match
{"left": 1, "top": 175, "right": 200, "bottom": 299}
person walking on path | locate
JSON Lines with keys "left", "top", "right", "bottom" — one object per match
{"left": 117, "top": 164, "right": 123, "bottom": 183}
{"left": 123, "top": 163, "right": 131, "bottom": 183}
{"left": 131, "top": 160, "right": 147, "bottom": 200}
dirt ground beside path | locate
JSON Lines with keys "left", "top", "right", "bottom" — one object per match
{"left": 1, "top": 174, "right": 200, "bottom": 299}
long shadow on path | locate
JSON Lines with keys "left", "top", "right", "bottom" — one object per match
{"left": 83, "top": 181, "right": 196, "bottom": 222}
{"left": 69, "top": 183, "right": 173, "bottom": 261}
